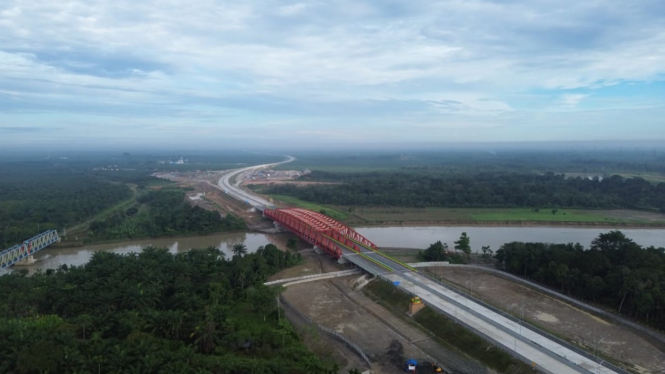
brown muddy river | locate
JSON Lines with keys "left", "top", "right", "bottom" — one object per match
{"left": 4, "top": 226, "right": 664, "bottom": 274}
{"left": 356, "top": 226, "right": 665, "bottom": 251}
{"left": 6, "top": 232, "right": 289, "bottom": 274}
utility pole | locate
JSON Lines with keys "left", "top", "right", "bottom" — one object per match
{"left": 519, "top": 304, "right": 526, "bottom": 335}
{"left": 514, "top": 322, "right": 517, "bottom": 352}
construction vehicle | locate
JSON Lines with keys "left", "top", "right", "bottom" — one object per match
{"left": 406, "top": 359, "right": 417, "bottom": 373}
{"left": 406, "top": 360, "right": 446, "bottom": 373}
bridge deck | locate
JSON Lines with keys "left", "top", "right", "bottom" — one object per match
{"left": 340, "top": 246, "right": 412, "bottom": 275}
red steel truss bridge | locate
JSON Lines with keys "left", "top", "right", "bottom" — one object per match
{"left": 264, "top": 208, "right": 417, "bottom": 275}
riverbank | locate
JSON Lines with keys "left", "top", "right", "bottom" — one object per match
{"left": 345, "top": 207, "right": 665, "bottom": 228}
{"left": 55, "top": 218, "right": 665, "bottom": 253}
{"left": 9, "top": 226, "right": 665, "bottom": 276}
{"left": 54, "top": 229, "right": 251, "bottom": 249}
{"left": 351, "top": 219, "right": 665, "bottom": 229}
{"left": 266, "top": 194, "right": 665, "bottom": 228}
{"left": 355, "top": 226, "right": 665, "bottom": 251}
{"left": 5, "top": 232, "right": 288, "bottom": 275}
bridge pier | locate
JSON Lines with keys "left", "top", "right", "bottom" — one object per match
{"left": 313, "top": 246, "right": 326, "bottom": 255}
{"left": 337, "top": 255, "right": 350, "bottom": 265}
{"left": 15, "top": 255, "right": 36, "bottom": 266}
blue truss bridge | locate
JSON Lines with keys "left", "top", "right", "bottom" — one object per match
{"left": 0, "top": 230, "right": 61, "bottom": 269}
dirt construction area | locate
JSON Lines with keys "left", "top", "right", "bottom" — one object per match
{"left": 273, "top": 251, "right": 494, "bottom": 374}
{"left": 428, "top": 267, "right": 665, "bottom": 374}
{"left": 153, "top": 170, "right": 273, "bottom": 229}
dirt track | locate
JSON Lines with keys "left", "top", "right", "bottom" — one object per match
{"left": 428, "top": 267, "right": 665, "bottom": 374}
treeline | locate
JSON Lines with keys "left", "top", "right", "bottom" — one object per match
{"left": 0, "top": 163, "right": 132, "bottom": 248}
{"left": 419, "top": 233, "right": 473, "bottom": 264}
{"left": 266, "top": 171, "right": 665, "bottom": 210}
{"left": 495, "top": 231, "right": 665, "bottom": 329}
{"left": 88, "top": 190, "right": 245, "bottom": 240}
{"left": 284, "top": 150, "right": 665, "bottom": 174}
{"left": 0, "top": 245, "right": 338, "bottom": 373}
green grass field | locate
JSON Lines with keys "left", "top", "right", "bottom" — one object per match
{"left": 145, "top": 178, "right": 176, "bottom": 187}
{"left": 270, "top": 194, "right": 350, "bottom": 221}
{"left": 345, "top": 206, "right": 665, "bottom": 225}
{"left": 472, "top": 208, "right": 626, "bottom": 222}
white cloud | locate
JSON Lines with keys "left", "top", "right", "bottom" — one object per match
{"left": 559, "top": 94, "right": 589, "bottom": 106}
{"left": 1, "top": 6, "right": 21, "bottom": 17}
{"left": 0, "top": 0, "right": 664, "bottom": 145}
{"left": 276, "top": 3, "right": 309, "bottom": 17}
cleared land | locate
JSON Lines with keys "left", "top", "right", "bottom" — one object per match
{"left": 363, "top": 280, "right": 535, "bottom": 374}
{"left": 272, "top": 250, "right": 496, "bottom": 373}
{"left": 339, "top": 207, "right": 665, "bottom": 226}
{"left": 427, "top": 267, "right": 665, "bottom": 374}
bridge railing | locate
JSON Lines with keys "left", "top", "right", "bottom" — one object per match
{"left": 325, "top": 235, "right": 394, "bottom": 273}
{"left": 264, "top": 269, "right": 361, "bottom": 286}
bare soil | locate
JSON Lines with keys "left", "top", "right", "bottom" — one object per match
{"left": 280, "top": 297, "right": 368, "bottom": 373}
{"left": 272, "top": 252, "right": 492, "bottom": 373}
{"left": 428, "top": 268, "right": 665, "bottom": 374}
{"left": 284, "top": 279, "right": 411, "bottom": 373}
{"left": 267, "top": 251, "right": 343, "bottom": 282}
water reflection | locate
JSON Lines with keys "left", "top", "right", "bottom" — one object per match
{"left": 3, "top": 232, "right": 287, "bottom": 275}
{"left": 4, "top": 226, "right": 664, "bottom": 275}
{"left": 356, "top": 226, "right": 665, "bottom": 252}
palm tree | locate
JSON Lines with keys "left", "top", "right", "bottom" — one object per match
{"left": 232, "top": 243, "right": 247, "bottom": 257}
{"left": 193, "top": 311, "right": 217, "bottom": 354}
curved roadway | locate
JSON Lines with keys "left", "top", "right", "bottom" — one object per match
{"left": 217, "top": 156, "right": 625, "bottom": 374}
{"left": 218, "top": 155, "right": 295, "bottom": 208}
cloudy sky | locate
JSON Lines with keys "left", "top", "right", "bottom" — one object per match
{"left": 1, "top": 0, "right": 664, "bottom": 148}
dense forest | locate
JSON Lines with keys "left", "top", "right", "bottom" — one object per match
{"left": 280, "top": 149, "right": 665, "bottom": 174}
{"left": 495, "top": 231, "right": 665, "bottom": 329}
{"left": 264, "top": 171, "right": 665, "bottom": 210}
{"left": 88, "top": 190, "right": 245, "bottom": 240}
{"left": 0, "top": 159, "right": 248, "bottom": 248}
{"left": 0, "top": 245, "right": 338, "bottom": 373}
{"left": 0, "top": 162, "right": 132, "bottom": 248}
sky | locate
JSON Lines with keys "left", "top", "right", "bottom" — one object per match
{"left": 0, "top": 0, "right": 664, "bottom": 149}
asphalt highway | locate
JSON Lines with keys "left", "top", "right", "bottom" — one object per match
{"left": 340, "top": 243, "right": 623, "bottom": 374}
{"left": 217, "top": 155, "right": 295, "bottom": 208}
{"left": 217, "top": 157, "right": 623, "bottom": 374}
